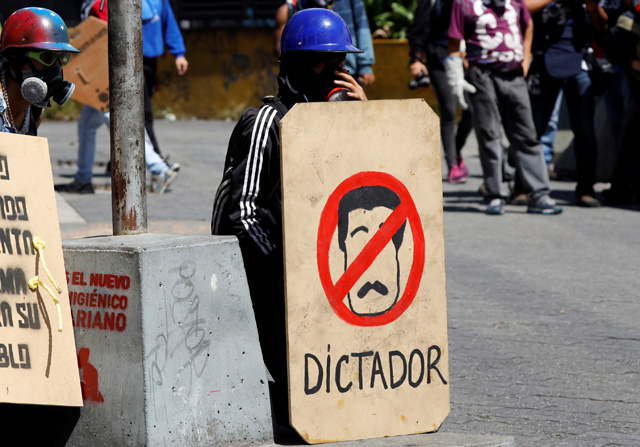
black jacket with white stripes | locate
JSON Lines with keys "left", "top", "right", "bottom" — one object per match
{"left": 211, "top": 68, "right": 321, "bottom": 388}
{"left": 211, "top": 93, "right": 293, "bottom": 387}
{"left": 211, "top": 96, "right": 289, "bottom": 261}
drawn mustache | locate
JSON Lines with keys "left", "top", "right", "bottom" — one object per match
{"left": 357, "top": 281, "right": 389, "bottom": 298}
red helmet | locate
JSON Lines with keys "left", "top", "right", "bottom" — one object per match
{"left": 0, "top": 7, "right": 80, "bottom": 54}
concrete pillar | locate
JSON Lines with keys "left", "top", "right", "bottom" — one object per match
{"left": 63, "top": 235, "right": 272, "bottom": 446}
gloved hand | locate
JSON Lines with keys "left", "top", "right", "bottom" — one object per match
{"left": 444, "top": 56, "right": 477, "bottom": 110}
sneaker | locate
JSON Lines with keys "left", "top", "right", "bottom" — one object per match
{"left": 577, "top": 194, "right": 601, "bottom": 208}
{"left": 486, "top": 198, "right": 505, "bottom": 215}
{"left": 150, "top": 163, "right": 180, "bottom": 194}
{"left": 527, "top": 195, "right": 563, "bottom": 214}
{"left": 457, "top": 155, "right": 469, "bottom": 177}
{"left": 448, "top": 164, "right": 467, "bottom": 184}
{"left": 54, "top": 180, "right": 94, "bottom": 194}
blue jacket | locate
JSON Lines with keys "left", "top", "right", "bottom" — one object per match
{"left": 142, "top": 0, "right": 186, "bottom": 59}
{"left": 295, "top": 0, "right": 375, "bottom": 76}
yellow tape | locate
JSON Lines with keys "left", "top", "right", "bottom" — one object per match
{"left": 32, "top": 237, "right": 62, "bottom": 293}
{"left": 29, "top": 277, "right": 63, "bottom": 332}
{"left": 29, "top": 237, "right": 64, "bottom": 332}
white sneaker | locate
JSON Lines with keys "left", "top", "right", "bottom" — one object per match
{"left": 485, "top": 198, "right": 505, "bottom": 215}
{"left": 150, "top": 163, "right": 180, "bottom": 194}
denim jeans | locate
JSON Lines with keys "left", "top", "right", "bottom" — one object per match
{"left": 540, "top": 90, "right": 563, "bottom": 166}
{"left": 75, "top": 105, "right": 168, "bottom": 185}
{"left": 530, "top": 70, "right": 597, "bottom": 196}
{"left": 76, "top": 105, "right": 108, "bottom": 184}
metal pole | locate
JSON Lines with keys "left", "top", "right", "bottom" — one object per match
{"left": 108, "top": 0, "right": 148, "bottom": 235}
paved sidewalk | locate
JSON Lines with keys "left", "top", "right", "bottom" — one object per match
{"left": 40, "top": 118, "right": 640, "bottom": 447}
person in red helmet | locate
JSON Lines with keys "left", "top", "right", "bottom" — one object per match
{"left": 0, "top": 7, "right": 79, "bottom": 135}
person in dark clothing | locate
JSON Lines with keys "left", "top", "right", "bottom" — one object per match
{"left": 211, "top": 8, "right": 367, "bottom": 430}
{"left": 601, "top": 0, "right": 640, "bottom": 207}
{"left": 408, "top": 0, "right": 474, "bottom": 183}
{"left": 526, "top": 0, "right": 601, "bottom": 207}
{"left": 288, "top": 0, "right": 376, "bottom": 86}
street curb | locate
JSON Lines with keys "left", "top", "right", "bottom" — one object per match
{"left": 263, "top": 432, "right": 516, "bottom": 447}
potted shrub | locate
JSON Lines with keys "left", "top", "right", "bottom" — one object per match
{"left": 363, "top": 0, "right": 437, "bottom": 106}
{"left": 363, "top": 0, "right": 417, "bottom": 39}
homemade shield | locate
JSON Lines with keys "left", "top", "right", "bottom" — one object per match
{"left": 0, "top": 133, "right": 82, "bottom": 407}
{"left": 66, "top": 16, "right": 110, "bottom": 112}
{"left": 281, "top": 99, "right": 449, "bottom": 443}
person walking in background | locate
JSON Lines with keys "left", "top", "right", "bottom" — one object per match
{"left": 526, "top": 0, "right": 601, "bottom": 208}
{"left": 0, "top": 8, "right": 79, "bottom": 136}
{"left": 55, "top": 0, "right": 179, "bottom": 194}
{"left": 142, "top": 0, "right": 189, "bottom": 158}
{"left": 446, "top": 0, "right": 562, "bottom": 215}
{"left": 408, "top": 0, "right": 473, "bottom": 183}
{"left": 277, "top": 0, "right": 376, "bottom": 87}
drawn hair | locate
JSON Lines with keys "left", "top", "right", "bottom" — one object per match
{"left": 337, "top": 185, "right": 407, "bottom": 252}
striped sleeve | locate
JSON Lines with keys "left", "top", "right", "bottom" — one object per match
{"left": 212, "top": 103, "right": 283, "bottom": 256}
{"left": 238, "top": 105, "right": 279, "bottom": 255}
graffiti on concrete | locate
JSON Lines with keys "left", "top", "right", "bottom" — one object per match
{"left": 78, "top": 347, "right": 104, "bottom": 403}
{"left": 148, "top": 260, "right": 211, "bottom": 397}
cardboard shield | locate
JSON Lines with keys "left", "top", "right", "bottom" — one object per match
{"left": 66, "top": 17, "right": 110, "bottom": 112}
{"left": 0, "top": 133, "right": 82, "bottom": 407}
{"left": 281, "top": 99, "right": 449, "bottom": 443}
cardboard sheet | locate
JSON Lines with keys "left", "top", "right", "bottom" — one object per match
{"left": 0, "top": 132, "right": 83, "bottom": 407}
{"left": 280, "top": 99, "right": 449, "bottom": 443}
{"left": 66, "top": 16, "right": 110, "bottom": 112}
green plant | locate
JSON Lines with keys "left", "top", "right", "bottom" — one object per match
{"left": 363, "top": 0, "right": 417, "bottom": 39}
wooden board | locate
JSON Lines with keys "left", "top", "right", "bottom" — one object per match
{"left": 0, "top": 132, "right": 83, "bottom": 407}
{"left": 281, "top": 99, "right": 449, "bottom": 443}
{"left": 66, "top": 16, "right": 110, "bottom": 112}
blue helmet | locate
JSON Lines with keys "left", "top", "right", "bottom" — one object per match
{"left": 280, "top": 8, "right": 362, "bottom": 60}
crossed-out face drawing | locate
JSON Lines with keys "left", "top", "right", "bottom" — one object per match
{"left": 337, "top": 185, "right": 407, "bottom": 317}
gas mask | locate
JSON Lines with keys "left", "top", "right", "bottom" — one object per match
{"left": 20, "top": 64, "right": 75, "bottom": 108}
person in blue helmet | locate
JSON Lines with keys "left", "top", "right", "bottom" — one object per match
{"left": 211, "top": 8, "right": 366, "bottom": 433}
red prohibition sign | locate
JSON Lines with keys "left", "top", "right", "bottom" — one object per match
{"left": 317, "top": 172, "right": 425, "bottom": 327}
